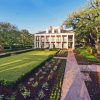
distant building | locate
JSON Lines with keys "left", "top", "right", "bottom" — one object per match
{"left": 34, "top": 26, "right": 75, "bottom": 49}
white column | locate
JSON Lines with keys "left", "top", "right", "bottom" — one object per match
{"left": 39, "top": 36, "right": 41, "bottom": 48}
{"left": 49, "top": 35, "right": 52, "bottom": 48}
{"left": 58, "top": 29, "right": 60, "bottom": 33}
{"left": 37, "top": 36, "right": 39, "bottom": 48}
{"left": 52, "top": 28, "right": 54, "bottom": 33}
{"left": 67, "top": 35, "right": 68, "bottom": 49}
{"left": 61, "top": 35, "right": 62, "bottom": 48}
{"left": 72, "top": 34, "right": 75, "bottom": 49}
{"left": 46, "top": 29, "right": 48, "bottom": 33}
{"left": 55, "top": 35, "right": 56, "bottom": 48}
{"left": 44, "top": 35, "right": 46, "bottom": 48}
{"left": 34, "top": 35, "right": 36, "bottom": 48}
{"left": 36, "top": 36, "right": 38, "bottom": 48}
{"left": 35, "top": 36, "right": 37, "bottom": 48}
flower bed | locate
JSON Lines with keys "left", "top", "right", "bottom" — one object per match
{"left": 74, "top": 49, "right": 100, "bottom": 65}
{"left": 56, "top": 49, "right": 67, "bottom": 57}
{"left": 0, "top": 58, "right": 66, "bottom": 99}
{"left": 96, "top": 54, "right": 100, "bottom": 59}
{"left": 82, "top": 71, "right": 100, "bottom": 100}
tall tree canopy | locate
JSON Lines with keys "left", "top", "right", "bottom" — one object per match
{"left": 64, "top": 0, "right": 100, "bottom": 53}
{"left": 0, "top": 22, "right": 34, "bottom": 52}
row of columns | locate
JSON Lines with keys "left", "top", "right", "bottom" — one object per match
{"left": 34, "top": 35, "right": 75, "bottom": 49}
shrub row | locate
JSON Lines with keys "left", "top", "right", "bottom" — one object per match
{"left": 0, "top": 48, "right": 35, "bottom": 58}
{"left": 0, "top": 53, "right": 11, "bottom": 58}
{"left": 4, "top": 45, "right": 32, "bottom": 52}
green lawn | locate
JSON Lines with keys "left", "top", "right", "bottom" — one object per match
{"left": 0, "top": 50, "right": 57, "bottom": 83}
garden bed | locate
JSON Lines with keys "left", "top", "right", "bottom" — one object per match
{"left": 74, "top": 49, "right": 100, "bottom": 65}
{"left": 96, "top": 54, "right": 100, "bottom": 59}
{"left": 55, "top": 49, "right": 67, "bottom": 57}
{"left": 0, "top": 48, "right": 35, "bottom": 58}
{"left": 0, "top": 58, "right": 66, "bottom": 100}
{"left": 82, "top": 71, "right": 100, "bottom": 100}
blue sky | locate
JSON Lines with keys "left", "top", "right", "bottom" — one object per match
{"left": 0, "top": 0, "right": 87, "bottom": 33}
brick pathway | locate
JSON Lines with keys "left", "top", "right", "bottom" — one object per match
{"left": 60, "top": 49, "right": 91, "bottom": 100}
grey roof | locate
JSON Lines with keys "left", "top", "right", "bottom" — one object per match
{"left": 36, "top": 31, "right": 46, "bottom": 34}
{"left": 35, "top": 30, "right": 73, "bottom": 34}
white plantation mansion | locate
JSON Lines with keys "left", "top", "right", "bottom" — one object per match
{"left": 34, "top": 26, "right": 75, "bottom": 49}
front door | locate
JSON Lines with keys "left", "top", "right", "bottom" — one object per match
{"left": 68, "top": 42, "right": 72, "bottom": 48}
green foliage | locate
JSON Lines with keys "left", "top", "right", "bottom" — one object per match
{"left": 38, "top": 90, "right": 45, "bottom": 99}
{"left": 76, "top": 48, "right": 100, "bottom": 62}
{"left": 42, "top": 82, "right": 48, "bottom": 90}
{"left": 56, "top": 49, "right": 68, "bottom": 57}
{"left": 64, "top": 0, "right": 100, "bottom": 51}
{"left": 39, "top": 76, "right": 44, "bottom": 80}
{"left": 7, "top": 95, "right": 15, "bottom": 100}
{"left": 91, "top": 47, "right": 97, "bottom": 54}
{"left": 49, "top": 60, "right": 66, "bottom": 100}
{"left": 32, "top": 81, "right": 38, "bottom": 88}
{"left": 85, "top": 46, "right": 93, "bottom": 53}
{"left": 0, "top": 22, "right": 34, "bottom": 51}
{"left": 0, "top": 80, "right": 12, "bottom": 87}
{"left": 0, "top": 95, "right": 4, "bottom": 100}
{"left": 20, "top": 85, "right": 30, "bottom": 99}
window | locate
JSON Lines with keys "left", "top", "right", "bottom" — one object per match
{"left": 68, "top": 35, "right": 73, "bottom": 42}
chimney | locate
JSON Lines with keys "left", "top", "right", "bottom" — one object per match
{"left": 60, "top": 25, "right": 63, "bottom": 33}
{"left": 49, "top": 26, "right": 52, "bottom": 33}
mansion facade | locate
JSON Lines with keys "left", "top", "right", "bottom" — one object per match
{"left": 34, "top": 26, "right": 75, "bottom": 49}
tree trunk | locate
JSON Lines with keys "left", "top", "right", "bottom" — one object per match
{"left": 0, "top": 44, "right": 4, "bottom": 53}
{"left": 95, "top": 27, "right": 100, "bottom": 54}
{"left": 95, "top": 39, "right": 100, "bottom": 54}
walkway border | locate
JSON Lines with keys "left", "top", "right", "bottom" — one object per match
{"left": 60, "top": 50, "right": 91, "bottom": 100}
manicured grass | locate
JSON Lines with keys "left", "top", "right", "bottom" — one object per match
{"left": 0, "top": 50, "right": 57, "bottom": 83}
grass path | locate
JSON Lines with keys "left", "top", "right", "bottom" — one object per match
{"left": 0, "top": 60, "right": 22, "bottom": 68}
{"left": 0, "top": 61, "right": 36, "bottom": 73}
